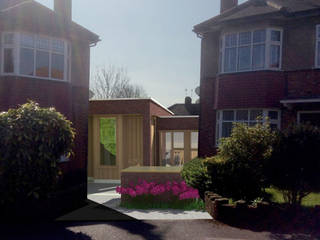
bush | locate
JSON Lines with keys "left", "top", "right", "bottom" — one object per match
{"left": 206, "top": 123, "right": 277, "bottom": 201}
{"left": 181, "top": 158, "right": 210, "bottom": 199}
{"left": 0, "top": 101, "right": 75, "bottom": 207}
{"left": 266, "top": 124, "right": 320, "bottom": 206}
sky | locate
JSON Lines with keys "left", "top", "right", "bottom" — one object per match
{"left": 36, "top": 0, "right": 246, "bottom": 107}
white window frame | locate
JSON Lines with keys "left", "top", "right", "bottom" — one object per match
{"left": 315, "top": 25, "right": 320, "bottom": 68}
{"left": 297, "top": 111, "right": 320, "bottom": 124}
{"left": 216, "top": 109, "right": 281, "bottom": 144}
{"left": 220, "top": 28, "right": 283, "bottom": 74}
{"left": 1, "top": 32, "right": 71, "bottom": 82}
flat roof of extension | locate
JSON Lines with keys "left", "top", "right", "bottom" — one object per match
{"left": 89, "top": 98, "right": 174, "bottom": 116}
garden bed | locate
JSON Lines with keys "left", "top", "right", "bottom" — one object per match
{"left": 117, "top": 177, "right": 204, "bottom": 211}
{"left": 205, "top": 191, "right": 320, "bottom": 233}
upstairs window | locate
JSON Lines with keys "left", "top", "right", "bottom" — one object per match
{"left": 220, "top": 28, "right": 282, "bottom": 73}
{"left": 2, "top": 32, "right": 70, "bottom": 81}
{"left": 316, "top": 25, "right": 320, "bottom": 68}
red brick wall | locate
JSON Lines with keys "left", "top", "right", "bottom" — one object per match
{"left": 156, "top": 117, "right": 198, "bottom": 131}
{"left": 216, "top": 71, "right": 286, "bottom": 109}
{"left": 287, "top": 69, "right": 320, "bottom": 99}
{"left": 0, "top": 76, "right": 88, "bottom": 172}
{"left": 199, "top": 70, "right": 320, "bottom": 158}
{"left": 199, "top": 77, "right": 217, "bottom": 158}
{"left": 0, "top": 76, "right": 72, "bottom": 117}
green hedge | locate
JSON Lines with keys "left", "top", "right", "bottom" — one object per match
{"left": 181, "top": 158, "right": 210, "bottom": 199}
{"left": 0, "top": 101, "right": 75, "bottom": 207}
{"left": 206, "top": 122, "right": 277, "bottom": 202}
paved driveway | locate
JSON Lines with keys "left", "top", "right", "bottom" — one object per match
{"left": 87, "top": 182, "right": 212, "bottom": 220}
{"left": 1, "top": 219, "right": 317, "bottom": 240}
{"left": 0, "top": 185, "right": 317, "bottom": 240}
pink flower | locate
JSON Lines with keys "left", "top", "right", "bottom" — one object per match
{"left": 179, "top": 189, "right": 200, "bottom": 200}
{"left": 128, "top": 188, "right": 137, "bottom": 197}
{"left": 135, "top": 185, "right": 145, "bottom": 195}
{"left": 171, "top": 185, "right": 181, "bottom": 196}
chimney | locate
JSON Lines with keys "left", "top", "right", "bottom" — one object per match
{"left": 54, "top": 0, "right": 72, "bottom": 21}
{"left": 220, "top": 0, "right": 238, "bottom": 13}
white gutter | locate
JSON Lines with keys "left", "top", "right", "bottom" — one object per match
{"left": 280, "top": 98, "right": 320, "bottom": 104}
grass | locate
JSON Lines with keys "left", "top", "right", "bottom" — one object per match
{"left": 266, "top": 188, "right": 320, "bottom": 207}
{"left": 120, "top": 198, "right": 205, "bottom": 211}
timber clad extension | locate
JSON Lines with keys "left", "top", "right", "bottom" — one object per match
{"left": 89, "top": 99, "right": 199, "bottom": 180}
{"left": 194, "top": 0, "right": 320, "bottom": 157}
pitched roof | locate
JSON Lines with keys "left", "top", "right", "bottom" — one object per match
{"left": 194, "top": 0, "right": 320, "bottom": 33}
{"left": 168, "top": 104, "right": 191, "bottom": 116}
{"left": 0, "top": 0, "right": 100, "bottom": 44}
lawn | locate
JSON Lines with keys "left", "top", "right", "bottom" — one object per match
{"left": 266, "top": 188, "right": 320, "bottom": 207}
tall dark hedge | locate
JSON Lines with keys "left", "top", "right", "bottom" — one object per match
{"left": 266, "top": 124, "right": 320, "bottom": 206}
{"left": 0, "top": 101, "right": 75, "bottom": 206}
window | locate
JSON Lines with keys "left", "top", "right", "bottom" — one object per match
{"left": 2, "top": 32, "right": 70, "bottom": 81}
{"left": 160, "top": 131, "right": 198, "bottom": 166}
{"left": 3, "top": 49, "right": 14, "bottom": 73}
{"left": 316, "top": 25, "right": 320, "bottom": 68}
{"left": 216, "top": 109, "right": 280, "bottom": 143}
{"left": 220, "top": 28, "right": 282, "bottom": 73}
{"left": 100, "top": 118, "right": 117, "bottom": 166}
{"left": 191, "top": 132, "right": 199, "bottom": 159}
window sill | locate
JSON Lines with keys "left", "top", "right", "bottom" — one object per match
{"left": 218, "top": 69, "right": 283, "bottom": 76}
{"left": 0, "top": 73, "right": 69, "bottom": 83}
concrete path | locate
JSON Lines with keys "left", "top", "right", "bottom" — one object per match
{"left": 87, "top": 182, "right": 212, "bottom": 220}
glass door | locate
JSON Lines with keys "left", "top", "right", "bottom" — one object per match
{"left": 99, "top": 118, "right": 117, "bottom": 166}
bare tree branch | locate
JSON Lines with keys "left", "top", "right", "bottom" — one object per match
{"left": 90, "top": 65, "right": 148, "bottom": 100}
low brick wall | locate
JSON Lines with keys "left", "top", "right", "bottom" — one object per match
{"left": 120, "top": 166, "right": 184, "bottom": 203}
{"left": 121, "top": 166, "right": 183, "bottom": 187}
{"left": 205, "top": 192, "right": 272, "bottom": 222}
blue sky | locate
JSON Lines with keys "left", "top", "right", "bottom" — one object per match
{"left": 37, "top": 0, "right": 246, "bottom": 107}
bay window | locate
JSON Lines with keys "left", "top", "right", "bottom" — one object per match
{"left": 220, "top": 28, "right": 282, "bottom": 73}
{"left": 216, "top": 109, "right": 280, "bottom": 143}
{"left": 2, "top": 32, "right": 70, "bottom": 81}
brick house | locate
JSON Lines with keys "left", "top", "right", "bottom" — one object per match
{"left": 194, "top": 0, "right": 320, "bottom": 158}
{"left": 0, "top": 0, "right": 99, "bottom": 192}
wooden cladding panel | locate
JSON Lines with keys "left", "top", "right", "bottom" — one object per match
{"left": 88, "top": 117, "right": 94, "bottom": 177}
{"left": 123, "top": 116, "right": 143, "bottom": 168}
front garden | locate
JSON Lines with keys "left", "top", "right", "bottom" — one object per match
{"left": 116, "top": 122, "right": 320, "bottom": 223}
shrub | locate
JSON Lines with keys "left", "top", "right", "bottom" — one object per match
{"left": 181, "top": 157, "right": 210, "bottom": 199}
{"left": 266, "top": 124, "right": 320, "bottom": 206}
{"left": 0, "top": 101, "right": 75, "bottom": 207}
{"left": 206, "top": 122, "right": 277, "bottom": 201}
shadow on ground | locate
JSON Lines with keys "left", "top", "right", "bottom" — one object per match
{"left": 87, "top": 183, "right": 119, "bottom": 195}
{"left": 219, "top": 205, "right": 320, "bottom": 239}
{"left": 0, "top": 200, "right": 163, "bottom": 240}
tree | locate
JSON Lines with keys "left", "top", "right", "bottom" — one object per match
{"left": 0, "top": 101, "right": 75, "bottom": 207}
{"left": 90, "top": 65, "right": 148, "bottom": 99}
{"left": 206, "top": 122, "right": 277, "bottom": 201}
{"left": 266, "top": 124, "right": 320, "bottom": 206}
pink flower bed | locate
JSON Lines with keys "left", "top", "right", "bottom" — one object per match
{"left": 116, "top": 180, "right": 200, "bottom": 201}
